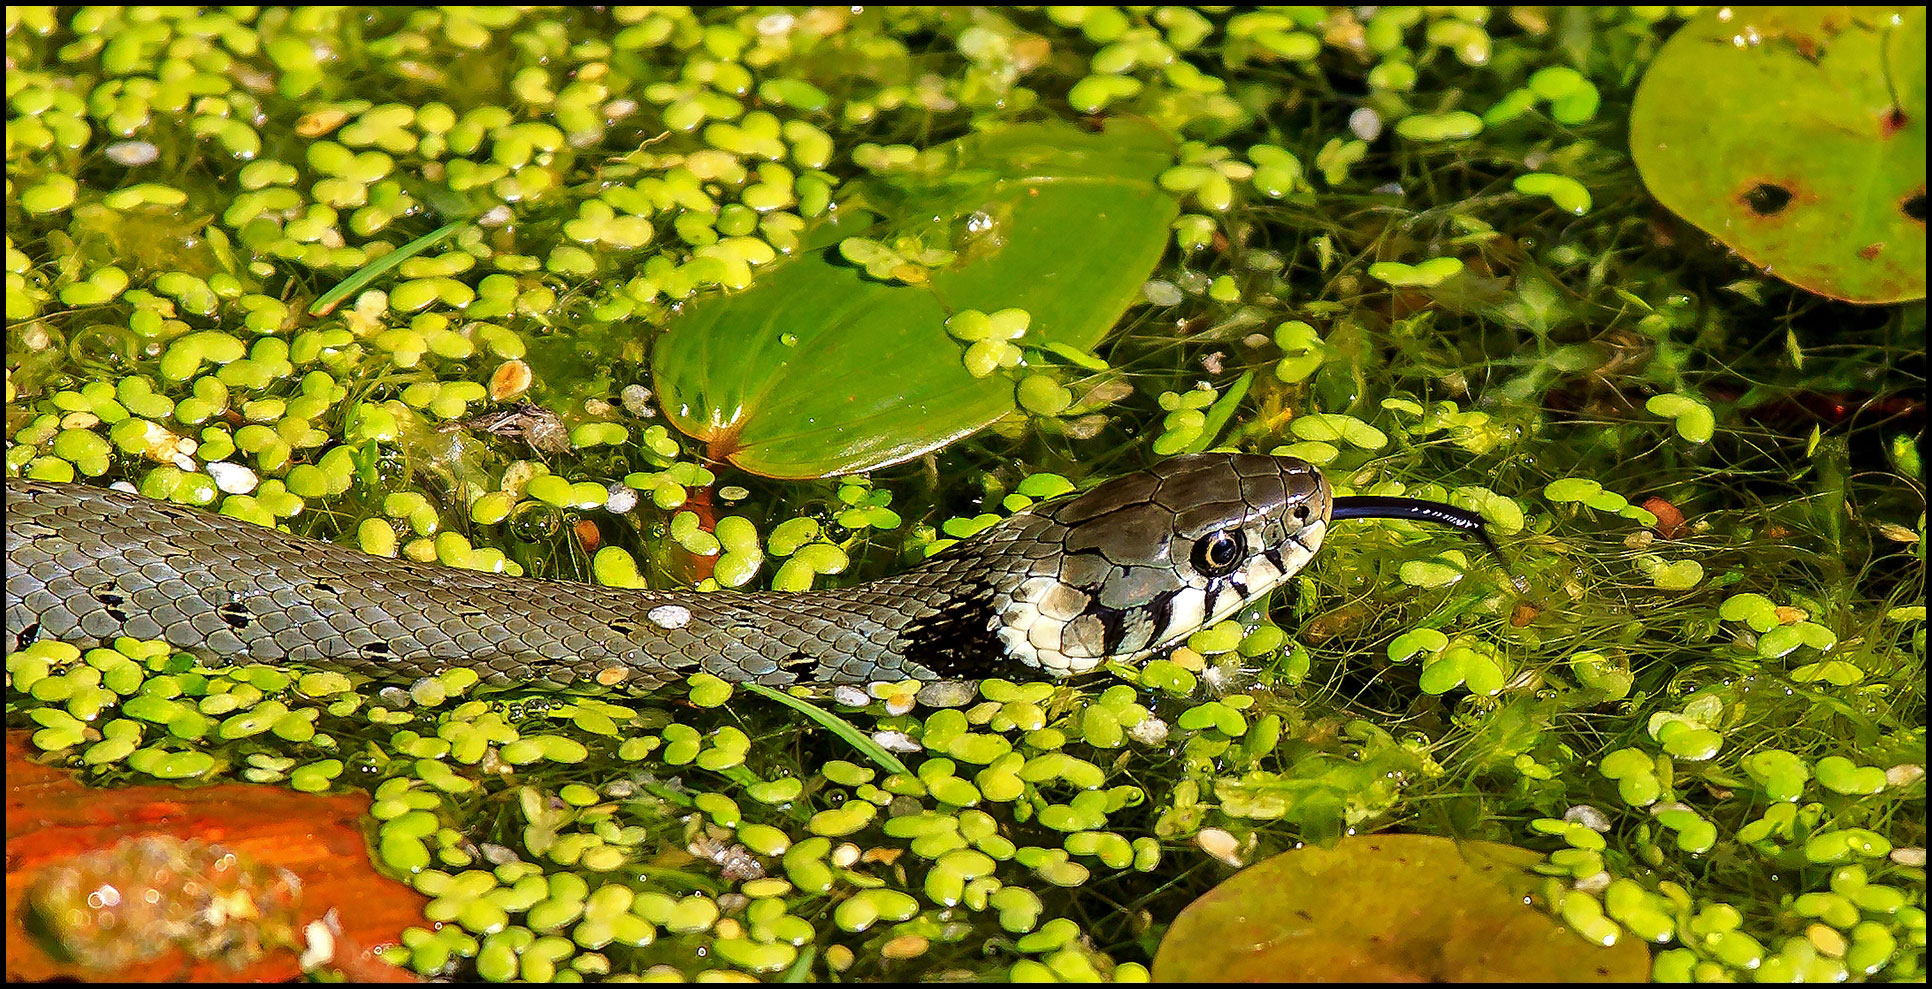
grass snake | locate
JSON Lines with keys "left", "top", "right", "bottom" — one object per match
{"left": 6, "top": 453, "right": 1493, "bottom": 691}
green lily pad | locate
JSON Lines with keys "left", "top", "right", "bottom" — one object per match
{"left": 1631, "top": 7, "right": 1926, "bottom": 303}
{"left": 652, "top": 120, "right": 1179, "bottom": 478}
{"left": 1152, "top": 834, "right": 1649, "bottom": 982}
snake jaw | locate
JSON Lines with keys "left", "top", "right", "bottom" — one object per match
{"left": 995, "top": 517, "right": 1330, "bottom": 677}
{"left": 1110, "top": 514, "right": 1330, "bottom": 669}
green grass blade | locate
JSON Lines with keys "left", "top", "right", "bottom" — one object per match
{"left": 740, "top": 681, "right": 911, "bottom": 775}
{"left": 1188, "top": 369, "right": 1255, "bottom": 453}
{"left": 307, "top": 218, "right": 466, "bottom": 317}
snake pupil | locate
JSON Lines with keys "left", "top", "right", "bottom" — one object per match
{"left": 1192, "top": 530, "right": 1246, "bottom": 578}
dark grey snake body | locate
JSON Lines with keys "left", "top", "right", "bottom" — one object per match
{"left": 5, "top": 454, "right": 1336, "bottom": 691}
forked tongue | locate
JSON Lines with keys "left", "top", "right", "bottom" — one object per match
{"left": 1330, "top": 496, "right": 1509, "bottom": 571}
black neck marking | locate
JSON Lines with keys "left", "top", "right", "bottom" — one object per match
{"left": 892, "top": 582, "right": 1011, "bottom": 679}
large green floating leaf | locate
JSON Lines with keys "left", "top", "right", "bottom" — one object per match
{"left": 1152, "top": 834, "right": 1650, "bottom": 982}
{"left": 1631, "top": 7, "right": 1926, "bottom": 303}
{"left": 652, "top": 121, "right": 1179, "bottom": 478}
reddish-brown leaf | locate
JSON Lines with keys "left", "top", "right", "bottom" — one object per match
{"left": 5, "top": 731, "right": 424, "bottom": 982}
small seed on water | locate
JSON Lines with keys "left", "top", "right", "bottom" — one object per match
{"left": 489, "top": 360, "right": 533, "bottom": 401}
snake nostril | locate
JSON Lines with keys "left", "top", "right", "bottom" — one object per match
{"left": 1293, "top": 505, "right": 1309, "bottom": 520}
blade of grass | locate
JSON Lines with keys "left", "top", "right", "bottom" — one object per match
{"left": 779, "top": 946, "right": 818, "bottom": 983}
{"left": 1187, "top": 368, "right": 1254, "bottom": 453}
{"left": 740, "top": 681, "right": 910, "bottom": 775}
{"left": 307, "top": 218, "right": 466, "bottom": 317}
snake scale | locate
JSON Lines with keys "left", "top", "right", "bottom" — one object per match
{"left": 5, "top": 453, "right": 1492, "bottom": 691}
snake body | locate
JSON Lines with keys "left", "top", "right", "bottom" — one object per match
{"left": 5, "top": 453, "right": 1332, "bottom": 690}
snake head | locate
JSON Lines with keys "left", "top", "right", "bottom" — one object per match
{"left": 990, "top": 453, "right": 1332, "bottom": 675}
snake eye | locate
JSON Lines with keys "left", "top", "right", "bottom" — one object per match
{"left": 1191, "top": 529, "right": 1247, "bottom": 578}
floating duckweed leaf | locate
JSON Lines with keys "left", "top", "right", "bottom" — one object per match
{"left": 1654, "top": 809, "right": 1719, "bottom": 854}
{"left": 1416, "top": 642, "right": 1507, "bottom": 696}
{"left": 1599, "top": 747, "right": 1664, "bottom": 807}
{"left": 836, "top": 235, "right": 956, "bottom": 284}
{"left": 1813, "top": 756, "right": 1889, "bottom": 796}
{"left": 1270, "top": 440, "right": 1338, "bottom": 465}
{"left": 1271, "top": 320, "right": 1329, "bottom": 382}
{"left": 1756, "top": 620, "right": 1837, "bottom": 658}
{"left": 1368, "top": 257, "right": 1465, "bottom": 287}
{"left": 1569, "top": 651, "right": 1634, "bottom": 701}
{"left": 1743, "top": 749, "right": 1813, "bottom": 802}
{"left": 1598, "top": 748, "right": 1654, "bottom": 780}
{"left": 653, "top": 120, "right": 1179, "bottom": 478}
{"left": 1720, "top": 592, "right": 1782, "bottom": 631}
{"left": 1400, "top": 559, "right": 1465, "bottom": 589}
{"left": 1618, "top": 502, "right": 1660, "bottom": 527}
{"left": 1654, "top": 720, "right": 1724, "bottom": 761}
{"left": 1394, "top": 110, "right": 1485, "bottom": 142}
{"left": 1631, "top": 7, "right": 1927, "bottom": 303}
{"left": 1153, "top": 834, "right": 1649, "bottom": 982}
{"left": 1645, "top": 393, "right": 1716, "bottom": 443}
{"left": 1544, "top": 477, "right": 1604, "bottom": 502}
{"left": 1452, "top": 485, "right": 1525, "bottom": 535}
{"left": 1388, "top": 628, "right": 1449, "bottom": 663}
{"left": 1638, "top": 556, "right": 1704, "bottom": 590}
{"left": 1015, "top": 374, "right": 1073, "bottom": 416}
{"left": 1791, "top": 659, "right": 1865, "bottom": 686}
{"left": 1289, "top": 413, "right": 1388, "bottom": 450}
{"left": 1514, "top": 173, "right": 1593, "bottom": 215}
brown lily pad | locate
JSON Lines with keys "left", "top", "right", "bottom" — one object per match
{"left": 1152, "top": 833, "right": 1650, "bottom": 982}
{"left": 1631, "top": 7, "right": 1926, "bottom": 303}
{"left": 4, "top": 731, "right": 423, "bottom": 981}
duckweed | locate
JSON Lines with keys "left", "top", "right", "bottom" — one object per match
{"left": 1645, "top": 392, "right": 1718, "bottom": 444}
{"left": 125, "top": 746, "right": 218, "bottom": 780}
{"left": 1514, "top": 172, "right": 1593, "bottom": 216}
{"left": 1368, "top": 256, "right": 1466, "bottom": 287}
{"left": 1394, "top": 110, "right": 1485, "bottom": 142}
